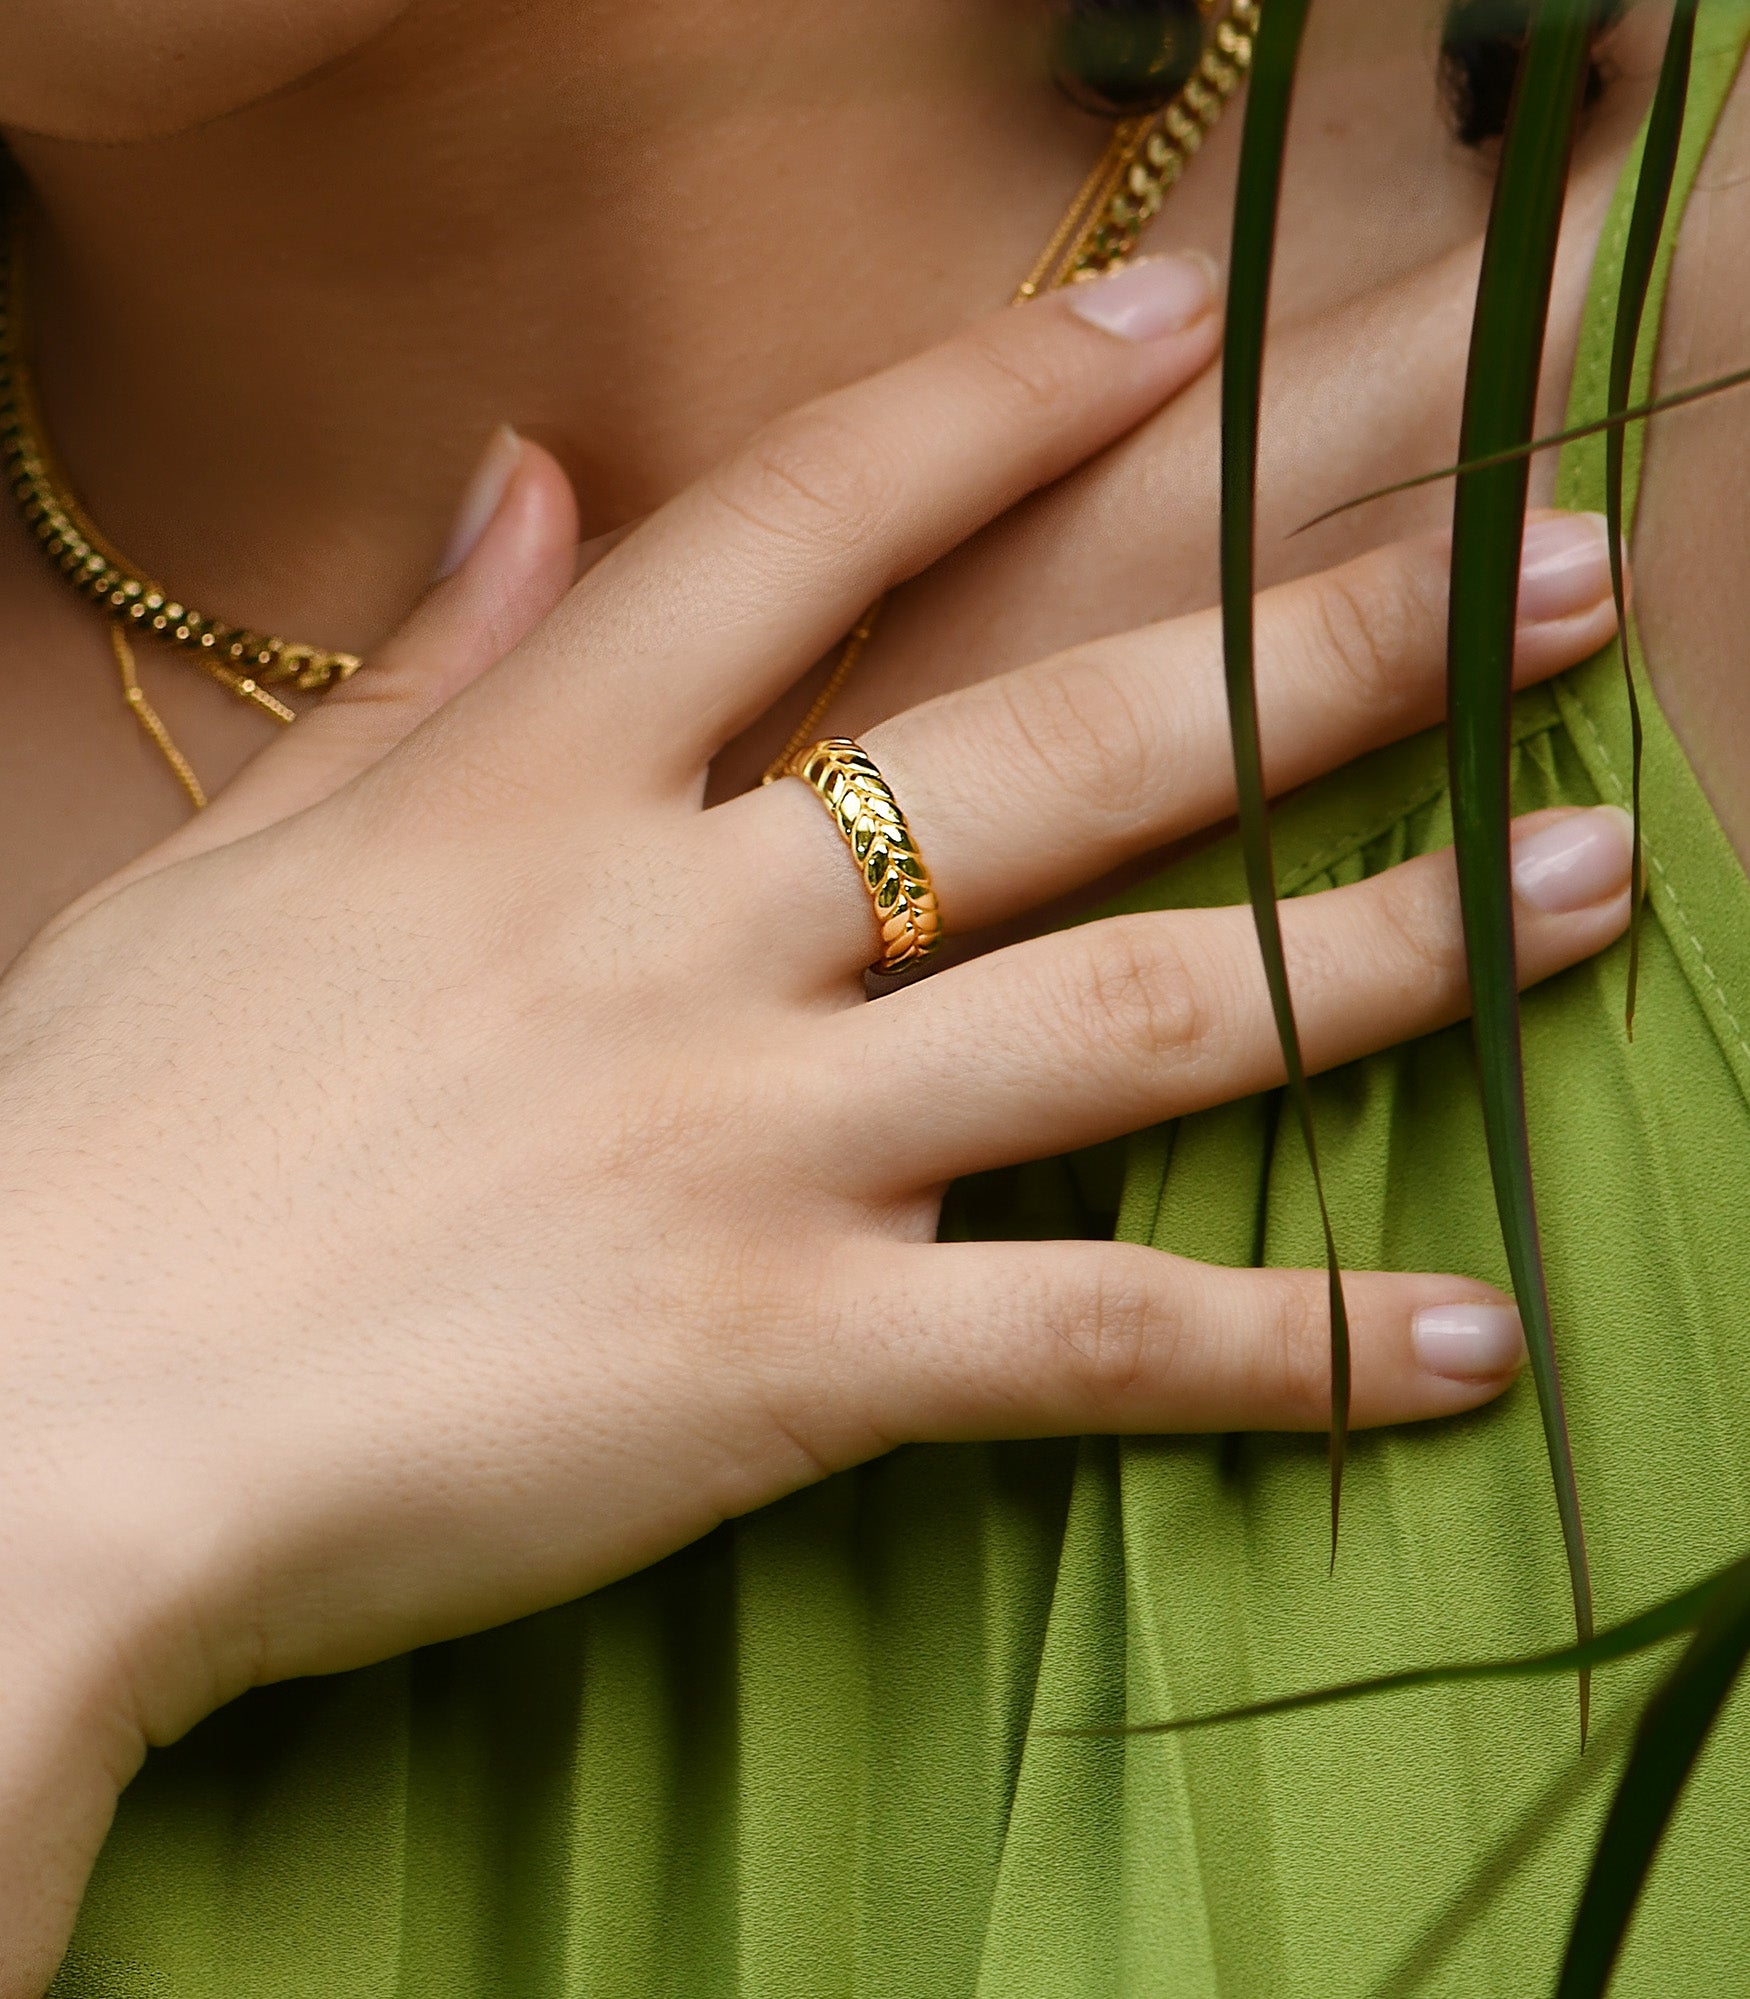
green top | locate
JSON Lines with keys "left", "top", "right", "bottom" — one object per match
{"left": 56, "top": 17, "right": 1750, "bottom": 1994}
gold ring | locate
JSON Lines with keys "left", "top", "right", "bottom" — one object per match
{"left": 779, "top": 738, "right": 943, "bottom": 974}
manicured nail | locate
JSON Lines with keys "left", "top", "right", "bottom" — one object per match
{"left": 1066, "top": 252, "right": 1219, "bottom": 340}
{"left": 434, "top": 424, "right": 522, "bottom": 580}
{"left": 1517, "top": 511, "right": 1612, "bottom": 623}
{"left": 1413, "top": 1303, "right": 1526, "bottom": 1382}
{"left": 1511, "top": 806, "right": 1634, "bottom": 914}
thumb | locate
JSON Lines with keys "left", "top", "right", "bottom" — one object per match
{"left": 121, "top": 427, "right": 580, "bottom": 882}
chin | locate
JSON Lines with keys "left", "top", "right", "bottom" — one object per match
{"left": 0, "top": 0, "right": 415, "bottom": 144}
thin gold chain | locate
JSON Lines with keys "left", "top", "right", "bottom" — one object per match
{"left": 110, "top": 621, "right": 209, "bottom": 812}
{"left": 1013, "top": 123, "right": 1149, "bottom": 302}
{"left": 0, "top": 211, "right": 360, "bottom": 700}
{"left": 0, "top": 199, "right": 337, "bottom": 805}
{"left": 764, "top": 0, "right": 1258, "bottom": 782}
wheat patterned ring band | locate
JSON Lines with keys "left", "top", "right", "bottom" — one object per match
{"left": 777, "top": 739, "right": 944, "bottom": 975}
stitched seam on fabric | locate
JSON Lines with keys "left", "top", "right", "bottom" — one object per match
{"left": 1560, "top": 678, "right": 1750, "bottom": 1072}
{"left": 1281, "top": 798, "right": 1438, "bottom": 896}
{"left": 1278, "top": 714, "right": 1559, "bottom": 898}
{"left": 1547, "top": 15, "right": 1750, "bottom": 1086}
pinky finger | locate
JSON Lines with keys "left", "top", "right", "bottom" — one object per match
{"left": 853, "top": 1240, "right": 1527, "bottom": 1443}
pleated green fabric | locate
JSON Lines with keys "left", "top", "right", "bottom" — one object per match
{"left": 55, "top": 16, "right": 1750, "bottom": 1994}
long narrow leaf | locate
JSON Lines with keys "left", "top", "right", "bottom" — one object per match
{"left": 1288, "top": 361, "right": 1750, "bottom": 535}
{"left": 1042, "top": 1554, "right": 1749, "bottom": 1740}
{"left": 1222, "top": 0, "right": 1349, "bottom": 1559}
{"left": 1448, "top": 0, "right": 1596, "bottom": 1733}
{"left": 1558, "top": 1565, "right": 1750, "bottom": 1998}
{"left": 1607, "top": 0, "right": 1697, "bottom": 1035}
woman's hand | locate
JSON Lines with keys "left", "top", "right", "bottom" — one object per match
{"left": 0, "top": 259, "right": 1629, "bottom": 1992}
{"left": 726, "top": 178, "right": 1618, "bottom": 778}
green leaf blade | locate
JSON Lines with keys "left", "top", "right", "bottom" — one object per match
{"left": 1557, "top": 1565, "right": 1750, "bottom": 1998}
{"left": 1607, "top": 0, "right": 1698, "bottom": 1035}
{"left": 1044, "top": 1554, "right": 1748, "bottom": 1742}
{"left": 1448, "top": 0, "right": 1597, "bottom": 1727}
{"left": 1287, "top": 360, "right": 1750, "bottom": 537}
{"left": 1221, "top": 0, "right": 1349, "bottom": 1558}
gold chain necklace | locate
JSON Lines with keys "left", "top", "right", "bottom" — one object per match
{"left": 0, "top": 215, "right": 359, "bottom": 809}
{"left": 0, "top": 0, "right": 1257, "bottom": 813}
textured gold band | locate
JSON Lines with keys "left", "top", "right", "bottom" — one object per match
{"left": 783, "top": 739, "right": 943, "bottom": 975}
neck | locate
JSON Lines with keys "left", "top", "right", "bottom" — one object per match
{"left": 1, "top": 0, "right": 1664, "bottom": 654}
{"left": 6, "top": 0, "right": 1095, "bottom": 651}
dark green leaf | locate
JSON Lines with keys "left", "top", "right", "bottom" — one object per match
{"left": 1288, "top": 362, "right": 1750, "bottom": 535}
{"left": 1040, "top": 1555, "right": 1748, "bottom": 1740}
{"left": 1222, "top": 0, "right": 1349, "bottom": 1559}
{"left": 1607, "top": 0, "right": 1697, "bottom": 1036}
{"left": 1448, "top": 0, "right": 1596, "bottom": 1733}
{"left": 1558, "top": 1563, "right": 1750, "bottom": 1997}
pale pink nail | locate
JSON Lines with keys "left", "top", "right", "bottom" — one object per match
{"left": 1066, "top": 253, "right": 1220, "bottom": 340}
{"left": 1517, "top": 512, "right": 1613, "bottom": 623}
{"left": 1511, "top": 807, "right": 1634, "bottom": 915}
{"left": 434, "top": 424, "right": 522, "bottom": 580}
{"left": 1413, "top": 1304, "right": 1526, "bottom": 1382}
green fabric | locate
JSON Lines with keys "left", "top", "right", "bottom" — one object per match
{"left": 56, "top": 20, "right": 1750, "bottom": 1994}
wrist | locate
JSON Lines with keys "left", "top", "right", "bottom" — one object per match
{"left": 0, "top": 1536, "right": 145, "bottom": 1996}
{"left": 0, "top": 1204, "right": 253, "bottom": 1993}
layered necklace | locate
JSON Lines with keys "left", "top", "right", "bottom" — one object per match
{"left": 0, "top": 0, "right": 1259, "bottom": 813}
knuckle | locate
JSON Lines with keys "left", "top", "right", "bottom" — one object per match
{"left": 1071, "top": 918, "right": 1208, "bottom": 1070}
{"left": 647, "top": 1246, "right": 856, "bottom": 1507}
{"left": 957, "top": 318, "right": 1083, "bottom": 418}
{"left": 1300, "top": 560, "right": 1420, "bottom": 715}
{"left": 710, "top": 410, "right": 899, "bottom": 559}
{"left": 988, "top": 652, "right": 1160, "bottom": 827}
{"left": 1255, "top": 1276, "right": 1329, "bottom": 1419}
{"left": 1053, "top": 1254, "right": 1163, "bottom": 1404}
{"left": 1368, "top": 863, "right": 1465, "bottom": 997}
{"left": 1286, "top": 868, "right": 1461, "bottom": 1033}
{"left": 378, "top": 719, "right": 549, "bottom": 835}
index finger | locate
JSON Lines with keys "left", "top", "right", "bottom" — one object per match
{"left": 495, "top": 255, "right": 1224, "bottom": 787}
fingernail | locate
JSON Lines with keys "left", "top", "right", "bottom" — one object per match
{"left": 1511, "top": 806, "right": 1634, "bottom": 914}
{"left": 1413, "top": 1303, "right": 1526, "bottom": 1382}
{"left": 1066, "top": 252, "right": 1219, "bottom": 340}
{"left": 1517, "top": 511, "right": 1612, "bottom": 623}
{"left": 434, "top": 424, "right": 523, "bottom": 580}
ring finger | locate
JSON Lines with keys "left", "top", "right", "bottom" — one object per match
{"left": 738, "top": 512, "right": 1616, "bottom": 981}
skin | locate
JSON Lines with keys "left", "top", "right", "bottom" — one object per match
{"left": 1635, "top": 53, "right": 1750, "bottom": 859}
{"left": 0, "top": 0, "right": 1737, "bottom": 1985}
